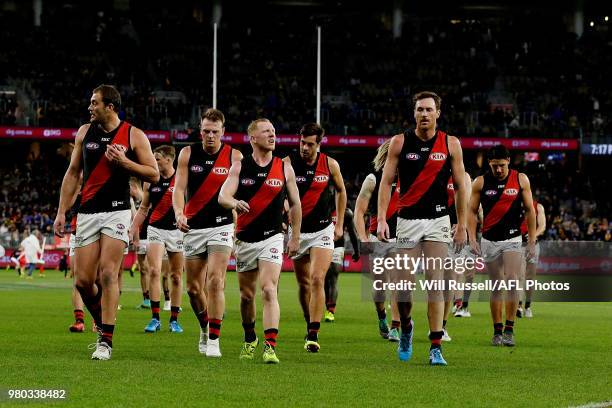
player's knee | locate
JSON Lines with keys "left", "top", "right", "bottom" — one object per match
{"left": 186, "top": 282, "right": 201, "bottom": 298}
{"left": 240, "top": 289, "right": 255, "bottom": 304}
{"left": 261, "top": 285, "right": 277, "bottom": 303}
{"left": 206, "top": 275, "right": 223, "bottom": 293}
{"left": 170, "top": 272, "right": 181, "bottom": 286}
{"left": 311, "top": 274, "right": 325, "bottom": 289}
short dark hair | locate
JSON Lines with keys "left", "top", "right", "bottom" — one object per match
{"left": 93, "top": 84, "right": 121, "bottom": 112}
{"left": 299, "top": 122, "right": 325, "bottom": 143}
{"left": 153, "top": 145, "right": 176, "bottom": 161}
{"left": 413, "top": 91, "right": 442, "bottom": 111}
{"left": 487, "top": 145, "right": 511, "bottom": 161}
{"left": 201, "top": 108, "right": 225, "bottom": 125}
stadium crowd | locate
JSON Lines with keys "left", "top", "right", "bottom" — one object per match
{"left": 1, "top": 5, "right": 611, "bottom": 140}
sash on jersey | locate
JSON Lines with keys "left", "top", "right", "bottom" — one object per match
{"left": 237, "top": 157, "right": 285, "bottom": 233}
{"left": 398, "top": 131, "right": 449, "bottom": 209}
{"left": 300, "top": 153, "right": 330, "bottom": 219}
{"left": 149, "top": 177, "right": 175, "bottom": 224}
{"left": 81, "top": 122, "right": 130, "bottom": 206}
{"left": 483, "top": 170, "right": 521, "bottom": 233}
{"left": 185, "top": 144, "right": 232, "bottom": 219}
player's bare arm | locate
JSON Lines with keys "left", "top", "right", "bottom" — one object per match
{"left": 377, "top": 133, "right": 403, "bottom": 241}
{"left": 284, "top": 161, "right": 302, "bottom": 258}
{"left": 354, "top": 174, "right": 375, "bottom": 241}
{"left": 172, "top": 146, "right": 191, "bottom": 232}
{"left": 448, "top": 135, "right": 468, "bottom": 250}
{"left": 54, "top": 124, "right": 88, "bottom": 237}
{"left": 468, "top": 175, "right": 484, "bottom": 255}
{"left": 218, "top": 160, "right": 249, "bottom": 213}
{"left": 329, "top": 157, "right": 347, "bottom": 240}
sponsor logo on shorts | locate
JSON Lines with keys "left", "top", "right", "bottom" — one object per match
{"left": 177, "top": 240, "right": 183, "bottom": 245}
{"left": 442, "top": 227, "right": 449, "bottom": 232}
{"left": 190, "top": 165, "right": 204, "bottom": 173}
{"left": 237, "top": 261, "right": 247, "bottom": 269}
{"left": 270, "top": 248, "right": 279, "bottom": 253}
{"left": 221, "top": 232, "right": 229, "bottom": 236}
{"left": 397, "top": 237, "right": 416, "bottom": 246}
{"left": 185, "top": 245, "right": 193, "bottom": 251}
{"left": 443, "top": 235, "right": 449, "bottom": 238}
{"left": 296, "top": 176, "right": 306, "bottom": 183}
{"left": 241, "top": 178, "right": 255, "bottom": 186}
{"left": 116, "top": 224, "right": 126, "bottom": 230}
{"left": 485, "top": 189, "right": 497, "bottom": 196}
{"left": 406, "top": 153, "right": 420, "bottom": 160}
{"left": 265, "top": 179, "right": 283, "bottom": 187}
{"left": 212, "top": 167, "right": 229, "bottom": 175}
{"left": 322, "top": 236, "right": 330, "bottom": 241}
{"left": 313, "top": 175, "right": 329, "bottom": 183}
{"left": 85, "top": 142, "right": 100, "bottom": 150}
{"left": 429, "top": 152, "right": 447, "bottom": 161}
{"left": 504, "top": 188, "right": 519, "bottom": 196}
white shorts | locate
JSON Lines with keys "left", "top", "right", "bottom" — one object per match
{"left": 136, "top": 239, "right": 148, "bottom": 255}
{"left": 368, "top": 234, "right": 397, "bottom": 258}
{"left": 523, "top": 241, "right": 541, "bottom": 265}
{"left": 447, "top": 242, "right": 477, "bottom": 260}
{"left": 481, "top": 236, "right": 522, "bottom": 263}
{"left": 147, "top": 226, "right": 184, "bottom": 253}
{"left": 69, "top": 234, "right": 76, "bottom": 257}
{"left": 332, "top": 246, "right": 345, "bottom": 265}
{"left": 75, "top": 210, "right": 131, "bottom": 248}
{"left": 234, "top": 233, "right": 284, "bottom": 272}
{"left": 396, "top": 215, "right": 451, "bottom": 249}
{"left": 184, "top": 223, "right": 234, "bottom": 258}
{"left": 291, "top": 223, "right": 334, "bottom": 260}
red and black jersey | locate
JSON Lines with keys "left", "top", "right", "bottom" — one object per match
{"left": 147, "top": 173, "right": 176, "bottom": 230}
{"left": 291, "top": 152, "right": 333, "bottom": 233}
{"left": 397, "top": 129, "right": 452, "bottom": 220}
{"left": 236, "top": 155, "right": 286, "bottom": 243}
{"left": 67, "top": 193, "right": 81, "bottom": 236}
{"left": 184, "top": 143, "right": 233, "bottom": 229}
{"left": 481, "top": 170, "right": 523, "bottom": 241}
{"left": 368, "top": 170, "right": 399, "bottom": 239}
{"left": 80, "top": 121, "right": 135, "bottom": 214}
{"left": 520, "top": 199, "right": 539, "bottom": 241}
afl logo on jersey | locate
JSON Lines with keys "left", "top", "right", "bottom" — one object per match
{"left": 241, "top": 178, "right": 256, "bottom": 186}
{"left": 265, "top": 179, "right": 283, "bottom": 187}
{"left": 85, "top": 142, "right": 99, "bottom": 150}
{"left": 190, "top": 165, "right": 204, "bottom": 173}
{"left": 429, "top": 152, "right": 447, "bottom": 161}
{"left": 296, "top": 176, "right": 307, "bottom": 183}
{"left": 485, "top": 190, "right": 497, "bottom": 196}
{"left": 504, "top": 188, "right": 519, "bottom": 196}
{"left": 406, "top": 153, "right": 420, "bottom": 160}
{"left": 313, "top": 175, "right": 329, "bottom": 183}
{"left": 212, "top": 167, "right": 229, "bottom": 176}
{"left": 151, "top": 187, "right": 162, "bottom": 193}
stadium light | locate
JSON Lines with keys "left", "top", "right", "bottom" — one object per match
{"left": 589, "top": 21, "right": 594, "bottom": 27}
{"left": 605, "top": 16, "right": 609, "bottom": 22}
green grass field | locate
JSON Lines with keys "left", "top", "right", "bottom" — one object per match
{"left": 0, "top": 269, "right": 610, "bottom": 407}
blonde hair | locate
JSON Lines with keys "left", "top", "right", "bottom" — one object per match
{"left": 247, "top": 118, "right": 270, "bottom": 136}
{"left": 372, "top": 139, "right": 391, "bottom": 172}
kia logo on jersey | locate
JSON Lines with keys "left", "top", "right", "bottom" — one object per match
{"left": 504, "top": 188, "right": 519, "bottom": 196}
{"left": 429, "top": 152, "right": 447, "bottom": 161}
{"left": 485, "top": 190, "right": 497, "bottom": 196}
{"left": 85, "top": 142, "right": 99, "bottom": 150}
{"left": 190, "top": 165, "right": 204, "bottom": 173}
{"left": 265, "top": 179, "right": 283, "bottom": 187}
{"left": 296, "top": 176, "right": 307, "bottom": 183}
{"left": 313, "top": 175, "right": 329, "bottom": 183}
{"left": 406, "top": 153, "right": 420, "bottom": 160}
{"left": 212, "top": 167, "right": 229, "bottom": 175}
{"left": 241, "top": 178, "right": 256, "bottom": 186}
